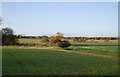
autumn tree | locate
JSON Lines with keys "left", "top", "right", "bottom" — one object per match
{"left": 49, "top": 32, "right": 71, "bottom": 48}
{"left": 50, "top": 32, "right": 63, "bottom": 46}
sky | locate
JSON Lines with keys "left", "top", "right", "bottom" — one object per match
{"left": 1, "top": 0, "right": 119, "bottom": 2}
{"left": 1, "top": 2, "right": 118, "bottom": 37}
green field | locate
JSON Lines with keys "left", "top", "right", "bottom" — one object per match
{"left": 2, "top": 47, "right": 118, "bottom": 75}
{"left": 68, "top": 43, "right": 118, "bottom": 58}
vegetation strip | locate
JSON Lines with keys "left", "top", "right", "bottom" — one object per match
{"left": 2, "top": 46, "right": 116, "bottom": 60}
{"left": 13, "top": 46, "right": 117, "bottom": 60}
{"left": 61, "top": 50, "right": 115, "bottom": 59}
{"left": 52, "top": 49, "right": 116, "bottom": 60}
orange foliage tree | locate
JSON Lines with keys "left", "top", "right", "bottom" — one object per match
{"left": 50, "top": 32, "right": 64, "bottom": 46}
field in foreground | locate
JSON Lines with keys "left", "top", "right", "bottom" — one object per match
{"left": 2, "top": 48, "right": 118, "bottom": 75}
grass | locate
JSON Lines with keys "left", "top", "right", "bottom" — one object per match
{"left": 2, "top": 48, "right": 118, "bottom": 75}
{"left": 2, "top": 39, "right": 118, "bottom": 75}
{"left": 19, "top": 38, "right": 47, "bottom": 45}
{"left": 68, "top": 43, "right": 118, "bottom": 58}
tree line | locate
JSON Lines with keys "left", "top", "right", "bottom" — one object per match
{"left": 0, "top": 27, "right": 118, "bottom": 47}
{"left": 0, "top": 27, "right": 71, "bottom": 49}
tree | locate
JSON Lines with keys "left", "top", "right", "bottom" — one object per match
{"left": 50, "top": 32, "right": 63, "bottom": 45}
{"left": 0, "top": 30, "right": 2, "bottom": 46}
{"left": 2, "top": 27, "right": 18, "bottom": 45}
{"left": 56, "top": 32, "right": 63, "bottom": 38}
{"left": 2, "top": 27, "right": 14, "bottom": 35}
{"left": 49, "top": 32, "right": 71, "bottom": 48}
{"left": 0, "top": 17, "right": 2, "bottom": 45}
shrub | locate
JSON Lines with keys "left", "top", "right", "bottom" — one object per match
{"left": 49, "top": 32, "right": 71, "bottom": 48}
{"left": 49, "top": 32, "right": 63, "bottom": 46}
{"left": 55, "top": 41, "right": 62, "bottom": 46}
{"left": 59, "top": 40, "right": 71, "bottom": 49}
{"left": 41, "top": 36, "right": 49, "bottom": 43}
{"left": 73, "top": 37, "right": 79, "bottom": 42}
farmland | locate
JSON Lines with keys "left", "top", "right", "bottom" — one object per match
{"left": 2, "top": 38, "right": 118, "bottom": 75}
{"left": 1, "top": 1, "right": 119, "bottom": 76}
{"left": 18, "top": 38, "right": 118, "bottom": 58}
{"left": 69, "top": 43, "right": 118, "bottom": 58}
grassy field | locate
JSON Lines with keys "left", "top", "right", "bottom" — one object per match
{"left": 68, "top": 43, "right": 118, "bottom": 58}
{"left": 2, "top": 38, "right": 118, "bottom": 75}
{"left": 2, "top": 47, "right": 118, "bottom": 75}
{"left": 19, "top": 38, "right": 46, "bottom": 45}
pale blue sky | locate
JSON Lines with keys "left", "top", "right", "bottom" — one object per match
{"left": 2, "top": 2, "right": 118, "bottom": 37}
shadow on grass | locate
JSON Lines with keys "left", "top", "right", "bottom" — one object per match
{"left": 65, "top": 48, "right": 73, "bottom": 50}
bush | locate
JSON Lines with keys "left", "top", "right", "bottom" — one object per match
{"left": 41, "top": 38, "right": 49, "bottom": 43}
{"left": 59, "top": 40, "right": 71, "bottom": 49}
{"left": 55, "top": 41, "right": 62, "bottom": 46}
{"left": 73, "top": 37, "right": 79, "bottom": 42}
{"left": 49, "top": 32, "right": 64, "bottom": 46}
{"left": 41, "top": 36, "right": 49, "bottom": 43}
